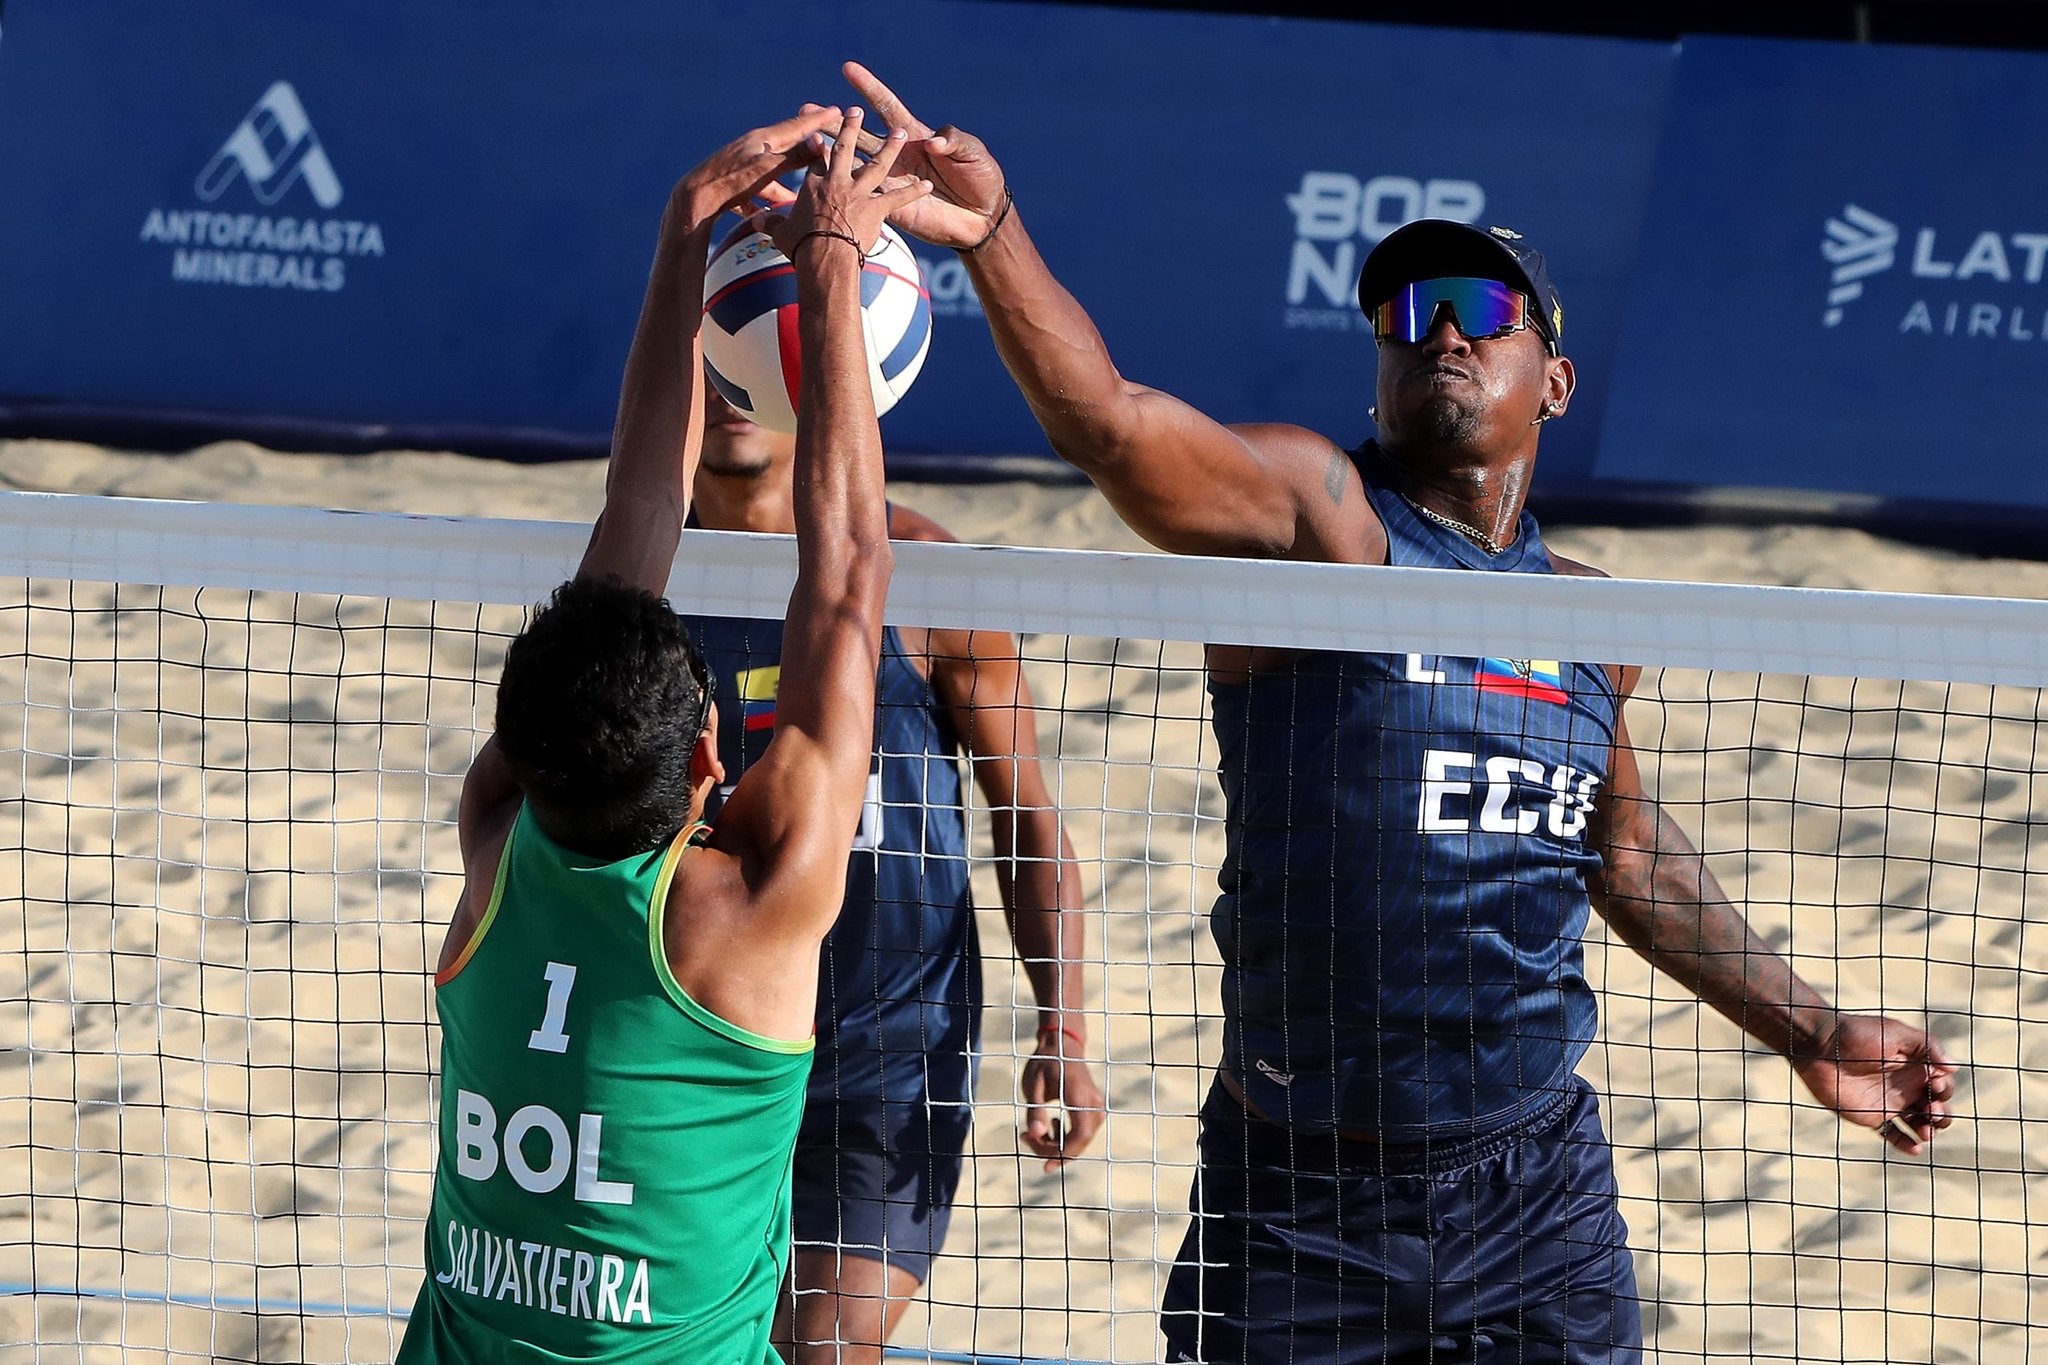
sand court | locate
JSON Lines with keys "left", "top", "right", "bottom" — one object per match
{"left": 4, "top": 438, "right": 2047, "bottom": 1362}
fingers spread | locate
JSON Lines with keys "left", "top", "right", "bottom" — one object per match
{"left": 843, "top": 61, "right": 934, "bottom": 136}
{"left": 857, "top": 127, "right": 909, "bottom": 188}
{"left": 828, "top": 108, "right": 862, "bottom": 175}
{"left": 762, "top": 105, "right": 841, "bottom": 151}
{"left": 878, "top": 177, "right": 933, "bottom": 214}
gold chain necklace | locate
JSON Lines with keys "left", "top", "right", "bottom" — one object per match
{"left": 1401, "top": 494, "right": 1506, "bottom": 555}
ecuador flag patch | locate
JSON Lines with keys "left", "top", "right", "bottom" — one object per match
{"left": 1476, "top": 657, "right": 1569, "bottom": 705}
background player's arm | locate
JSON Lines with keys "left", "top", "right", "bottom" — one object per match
{"left": 844, "top": 64, "right": 1381, "bottom": 565}
{"left": 710, "top": 120, "right": 929, "bottom": 955}
{"left": 1590, "top": 682, "right": 1958, "bottom": 1155}
{"left": 893, "top": 511, "right": 1105, "bottom": 1167}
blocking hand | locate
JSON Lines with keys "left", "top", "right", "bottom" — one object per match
{"left": 767, "top": 107, "right": 931, "bottom": 261}
{"left": 670, "top": 106, "right": 840, "bottom": 232}
{"left": 842, "top": 62, "right": 1009, "bottom": 251}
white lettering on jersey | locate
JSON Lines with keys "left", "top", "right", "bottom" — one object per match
{"left": 456, "top": 1089, "right": 499, "bottom": 1181}
{"left": 574, "top": 1113, "right": 634, "bottom": 1204}
{"left": 1420, "top": 748, "right": 1602, "bottom": 836}
{"left": 1480, "top": 756, "right": 1547, "bottom": 834}
{"left": 527, "top": 961, "right": 577, "bottom": 1054}
{"left": 438, "top": 1217, "right": 651, "bottom": 1322}
{"left": 1548, "top": 765, "right": 1600, "bottom": 839}
{"left": 454, "top": 1090, "right": 635, "bottom": 1205}
{"left": 503, "top": 1105, "right": 572, "bottom": 1193}
{"left": 1419, "top": 750, "right": 1475, "bottom": 832}
{"left": 1405, "top": 653, "right": 1447, "bottom": 684}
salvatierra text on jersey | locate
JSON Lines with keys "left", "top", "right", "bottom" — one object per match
{"left": 436, "top": 1217, "right": 653, "bottom": 1325}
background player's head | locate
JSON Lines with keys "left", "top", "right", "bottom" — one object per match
{"left": 701, "top": 376, "right": 798, "bottom": 481}
{"left": 494, "top": 577, "right": 723, "bottom": 858}
{"left": 1357, "top": 221, "right": 1574, "bottom": 459}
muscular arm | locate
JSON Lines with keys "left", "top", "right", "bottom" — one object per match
{"left": 713, "top": 238, "right": 891, "bottom": 935}
{"left": 457, "top": 113, "right": 830, "bottom": 854}
{"left": 711, "top": 123, "right": 924, "bottom": 963}
{"left": 1591, "top": 694, "right": 1956, "bottom": 1153}
{"left": 964, "top": 219, "right": 1364, "bottom": 560}
{"left": 1592, "top": 730, "right": 1835, "bottom": 1058}
{"left": 576, "top": 194, "right": 715, "bottom": 593}
{"left": 842, "top": 65, "right": 1378, "bottom": 563}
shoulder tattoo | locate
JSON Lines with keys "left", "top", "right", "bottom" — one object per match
{"left": 1322, "top": 445, "right": 1348, "bottom": 506}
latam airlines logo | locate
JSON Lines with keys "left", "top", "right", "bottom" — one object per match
{"left": 1822, "top": 203, "right": 2048, "bottom": 340}
{"left": 138, "top": 81, "right": 386, "bottom": 293}
{"left": 1283, "top": 171, "right": 1484, "bottom": 331}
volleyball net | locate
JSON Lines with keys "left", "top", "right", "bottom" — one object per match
{"left": 5, "top": 489, "right": 2046, "bottom": 1363}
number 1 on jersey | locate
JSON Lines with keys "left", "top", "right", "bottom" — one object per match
{"left": 528, "top": 961, "right": 577, "bottom": 1054}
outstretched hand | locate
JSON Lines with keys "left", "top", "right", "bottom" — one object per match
{"left": 767, "top": 107, "right": 931, "bottom": 261}
{"left": 1019, "top": 1035, "right": 1105, "bottom": 1171}
{"left": 670, "top": 106, "right": 841, "bottom": 232}
{"left": 841, "top": 62, "right": 1009, "bottom": 250}
{"left": 1792, "top": 1012, "right": 1958, "bottom": 1155}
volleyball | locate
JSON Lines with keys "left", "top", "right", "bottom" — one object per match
{"left": 701, "top": 221, "right": 933, "bottom": 433}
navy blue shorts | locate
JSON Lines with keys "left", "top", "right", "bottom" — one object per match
{"left": 791, "top": 1097, "right": 971, "bottom": 1286}
{"left": 1161, "top": 1075, "right": 1642, "bottom": 1364}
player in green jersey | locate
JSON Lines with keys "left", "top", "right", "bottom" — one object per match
{"left": 396, "top": 109, "right": 934, "bottom": 1364}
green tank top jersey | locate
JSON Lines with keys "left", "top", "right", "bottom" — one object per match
{"left": 398, "top": 803, "right": 814, "bottom": 1365}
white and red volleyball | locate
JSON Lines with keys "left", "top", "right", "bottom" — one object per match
{"left": 700, "top": 221, "right": 933, "bottom": 433}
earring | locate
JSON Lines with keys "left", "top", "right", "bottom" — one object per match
{"left": 1369, "top": 406, "right": 1380, "bottom": 425}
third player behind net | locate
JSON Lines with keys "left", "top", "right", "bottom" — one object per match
{"left": 841, "top": 64, "right": 1959, "bottom": 1365}
{"left": 681, "top": 378, "right": 1103, "bottom": 1361}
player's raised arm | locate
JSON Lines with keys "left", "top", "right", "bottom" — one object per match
{"left": 576, "top": 108, "right": 836, "bottom": 594}
{"left": 711, "top": 115, "right": 933, "bottom": 930}
{"left": 842, "top": 63, "right": 1376, "bottom": 564}
{"left": 457, "top": 110, "right": 833, "bottom": 866}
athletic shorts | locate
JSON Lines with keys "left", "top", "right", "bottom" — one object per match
{"left": 791, "top": 1096, "right": 972, "bottom": 1287}
{"left": 1161, "top": 1074, "right": 1643, "bottom": 1364}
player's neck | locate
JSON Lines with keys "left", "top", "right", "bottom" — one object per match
{"left": 691, "top": 469, "right": 796, "bottom": 535}
{"left": 1376, "top": 441, "right": 1535, "bottom": 550}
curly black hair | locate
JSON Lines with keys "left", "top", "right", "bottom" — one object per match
{"left": 494, "top": 576, "right": 713, "bottom": 859}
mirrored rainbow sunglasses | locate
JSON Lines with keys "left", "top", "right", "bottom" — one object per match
{"left": 1369, "top": 277, "right": 1543, "bottom": 348}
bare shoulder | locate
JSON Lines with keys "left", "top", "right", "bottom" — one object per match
{"left": 887, "top": 502, "right": 958, "bottom": 545}
{"left": 1227, "top": 421, "right": 1351, "bottom": 472}
{"left": 1225, "top": 422, "right": 1384, "bottom": 566}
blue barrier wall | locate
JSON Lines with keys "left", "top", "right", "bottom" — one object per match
{"left": 1595, "top": 36, "right": 2048, "bottom": 511}
{"left": 0, "top": 0, "right": 1664, "bottom": 484}
{"left": 0, "top": 4, "right": 2043, "bottom": 526}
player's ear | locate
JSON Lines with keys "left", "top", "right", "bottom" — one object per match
{"left": 691, "top": 706, "right": 726, "bottom": 790}
{"left": 1545, "top": 354, "right": 1575, "bottom": 418}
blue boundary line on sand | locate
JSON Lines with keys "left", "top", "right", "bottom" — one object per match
{"left": 0, "top": 1282, "right": 1103, "bottom": 1364}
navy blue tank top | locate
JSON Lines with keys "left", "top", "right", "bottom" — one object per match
{"left": 1208, "top": 445, "right": 1620, "bottom": 1139}
{"left": 679, "top": 609, "right": 980, "bottom": 1106}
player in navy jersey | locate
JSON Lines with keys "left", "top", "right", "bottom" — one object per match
{"left": 679, "top": 383, "right": 1103, "bottom": 1364}
{"left": 841, "top": 67, "right": 1959, "bottom": 1363}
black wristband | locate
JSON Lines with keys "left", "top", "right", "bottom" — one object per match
{"left": 959, "top": 185, "right": 1014, "bottom": 256}
{"left": 790, "top": 228, "right": 863, "bottom": 260}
